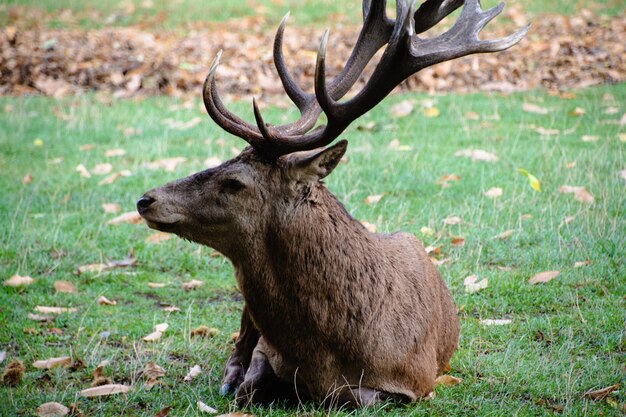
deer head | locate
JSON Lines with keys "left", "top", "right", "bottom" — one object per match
{"left": 138, "top": 0, "right": 528, "bottom": 258}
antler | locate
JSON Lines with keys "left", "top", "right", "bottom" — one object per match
{"left": 203, "top": 0, "right": 529, "bottom": 159}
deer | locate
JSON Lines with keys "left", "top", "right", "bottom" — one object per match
{"left": 137, "top": 0, "right": 527, "bottom": 408}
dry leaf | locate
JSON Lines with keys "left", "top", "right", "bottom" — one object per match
{"left": 454, "top": 149, "right": 498, "bottom": 162}
{"left": 494, "top": 230, "right": 515, "bottom": 239}
{"left": 620, "top": 169, "right": 626, "bottom": 183}
{"left": 360, "top": 221, "right": 377, "bottom": 233}
{"left": 560, "top": 215, "right": 576, "bottom": 227}
{"left": 464, "top": 275, "right": 488, "bottom": 293}
{"left": 522, "top": 102, "right": 550, "bottom": 115}
{"left": 387, "top": 139, "right": 413, "bottom": 151}
{"left": 146, "top": 232, "right": 172, "bottom": 244}
{"left": 534, "top": 127, "right": 560, "bottom": 136}
{"left": 582, "top": 384, "right": 620, "bottom": 400}
{"left": 420, "top": 227, "right": 435, "bottom": 236}
{"left": 230, "top": 332, "right": 240, "bottom": 342}
{"left": 162, "top": 306, "right": 180, "bottom": 312}
{"left": 558, "top": 185, "right": 594, "bottom": 204}
{"left": 197, "top": 401, "right": 218, "bottom": 413}
{"left": 450, "top": 237, "right": 465, "bottom": 247}
{"left": 79, "top": 144, "right": 95, "bottom": 151}
{"left": 570, "top": 107, "right": 586, "bottom": 116}
{"left": 21, "top": 174, "right": 33, "bottom": 184}
{"left": 154, "top": 323, "right": 169, "bottom": 332}
{"left": 28, "top": 313, "right": 54, "bottom": 322}
{"left": 528, "top": 271, "right": 560, "bottom": 285}
{"left": 148, "top": 282, "right": 167, "bottom": 288}
{"left": 144, "top": 362, "right": 166, "bottom": 390}
{"left": 205, "top": 157, "right": 223, "bottom": 168}
{"left": 107, "top": 211, "right": 143, "bottom": 225}
{"left": 80, "top": 384, "right": 130, "bottom": 397}
{"left": 75, "top": 164, "right": 91, "bottom": 178}
{"left": 2, "top": 359, "right": 25, "bottom": 385}
{"left": 390, "top": 100, "right": 413, "bottom": 118}
{"left": 35, "top": 306, "right": 77, "bottom": 314}
{"left": 437, "top": 174, "right": 460, "bottom": 188}
{"left": 104, "top": 149, "right": 126, "bottom": 157}
{"left": 480, "top": 319, "right": 512, "bottom": 326}
{"left": 143, "top": 330, "right": 162, "bottom": 342}
{"left": 92, "top": 163, "right": 113, "bottom": 175}
{"left": 215, "top": 413, "right": 255, "bottom": 417}
{"left": 443, "top": 216, "right": 461, "bottom": 225}
{"left": 434, "top": 375, "right": 462, "bottom": 387}
{"left": 431, "top": 258, "right": 451, "bottom": 266}
{"left": 143, "top": 157, "right": 187, "bottom": 172}
{"left": 3, "top": 274, "right": 35, "bottom": 287}
{"left": 423, "top": 106, "right": 440, "bottom": 118}
{"left": 32, "top": 356, "right": 71, "bottom": 369}
{"left": 0, "top": 351, "right": 5, "bottom": 364}
{"left": 484, "top": 187, "right": 503, "bottom": 198}
{"left": 364, "top": 194, "right": 383, "bottom": 205}
{"left": 182, "top": 279, "right": 204, "bottom": 290}
{"left": 102, "top": 203, "right": 121, "bottom": 213}
{"left": 97, "top": 296, "right": 116, "bottom": 306}
{"left": 54, "top": 281, "right": 76, "bottom": 293}
{"left": 154, "top": 407, "right": 171, "bottom": 417}
{"left": 184, "top": 365, "right": 202, "bottom": 382}
{"left": 581, "top": 135, "right": 599, "bottom": 142}
{"left": 574, "top": 260, "right": 591, "bottom": 268}
{"left": 425, "top": 246, "right": 441, "bottom": 255}
{"left": 76, "top": 263, "right": 107, "bottom": 274}
{"left": 190, "top": 326, "right": 219, "bottom": 338}
{"left": 36, "top": 402, "right": 69, "bottom": 417}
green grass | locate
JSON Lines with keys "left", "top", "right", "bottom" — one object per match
{"left": 1, "top": 0, "right": 623, "bottom": 29}
{"left": 1, "top": 84, "right": 625, "bottom": 416}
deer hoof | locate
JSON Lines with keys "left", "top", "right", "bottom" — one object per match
{"left": 220, "top": 383, "right": 233, "bottom": 396}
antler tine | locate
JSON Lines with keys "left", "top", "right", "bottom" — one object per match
{"left": 413, "top": 0, "right": 464, "bottom": 34}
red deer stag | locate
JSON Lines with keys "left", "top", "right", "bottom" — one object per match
{"left": 137, "top": 0, "right": 527, "bottom": 408}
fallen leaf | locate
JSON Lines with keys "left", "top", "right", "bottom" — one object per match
{"left": 32, "top": 356, "right": 71, "bottom": 369}
{"left": 534, "top": 127, "right": 560, "bottom": 136}
{"left": 36, "top": 402, "right": 69, "bottom": 417}
{"left": 35, "top": 306, "right": 77, "bottom": 314}
{"left": 480, "top": 319, "right": 512, "bottom": 326}
{"left": 191, "top": 326, "right": 219, "bottom": 338}
{"left": 104, "top": 149, "right": 126, "bottom": 157}
{"left": 423, "top": 107, "right": 440, "bottom": 118}
{"left": 560, "top": 215, "right": 576, "bottom": 227}
{"left": 2, "top": 359, "right": 25, "bottom": 385}
{"left": 425, "top": 246, "right": 441, "bottom": 255}
{"left": 79, "top": 144, "right": 95, "bottom": 151}
{"left": 582, "top": 384, "right": 620, "bottom": 400}
{"left": 464, "top": 275, "right": 488, "bottom": 293}
{"left": 0, "top": 351, "right": 5, "bottom": 364}
{"left": 518, "top": 168, "right": 541, "bottom": 191}
{"left": 390, "top": 100, "right": 414, "bottom": 118}
{"left": 528, "top": 271, "right": 560, "bottom": 285}
{"left": 75, "top": 164, "right": 91, "bottom": 178}
{"left": 33, "top": 138, "right": 44, "bottom": 147}
{"left": 570, "top": 107, "right": 586, "bottom": 116}
{"left": 162, "top": 306, "right": 180, "bottom": 312}
{"left": 581, "top": 135, "right": 599, "bottom": 142}
{"left": 454, "top": 149, "right": 498, "bottom": 162}
{"left": 144, "top": 362, "right": 166, "bottom": 390}
{"left": 28, "top": 313, "right": 54, "bottom": 322}
{"left": 420, "top": 227, "right": 435, "bottom": 236}
{"left": 230, "top": 332, "right": 240, "bottom": 342}
{"left": 102, "top": 203, "right": 121, "bottom": 213}
{"left": 146, "top": 232, "right": 172, "bottom": 244}
{"left": 197, "top": 401, "right": 218, "bottom": 413}
{"left": 619, "top": 134, "right": 626, "bottom": 143}
{"left": 148, "top": 282, "right": 167, "bottom": 288}
{"left": 182, "top": 279, "right": 204, "bottom": 291}
{"left": 387, "top": 139, "right": 413, "bottom": 151}
{"left": 143, "top": 157, "right": 187, "bottom": 172}
{"left": 364, "top": 194, "right": 383, "bottom": 205}
{"left": 484, "top": 187, "right": 503, "bottom": 198}
{"left": 437, "top": 174, "right": 460, "bottom": 188}
{"left": 360, "top": 221, "right": 377, "bottom": 233}
{"left": 434, "top": 375, "right": 462, "bottom": 387}
{"left": 443, "top": 216, "right": 461, "bottom": 225}
{"left": 97, "top": 296, "right": 117, "bottom": 306}
{"left": 356, "top": 121, "right": 377, "bottom": 131}
{"left": 154, "top": 407, "right": 172, "bottom": 417}
{"left": 205, "top": 157, "right": 223, "bottom": 168}
{"left": 91, "top": 363, "right": 112, "bottom": 387}
{"left": 54, "top": 281, "right": 76, "bottom": 293}
{"left": 143, "top": 323, "right": 168, "bottom": 342}
{"left": 523, "top": 102, "right": 550, "bottom": 115}
{"left": 21, "top": 174, "right": 33, "bottom": 184}
{"left": 184, "top": 365, "right": 202, "bottom": 382}
{"left": 154, "top": 323, "right": 169, "bottom": 332}
{"left": 494, "top": 230, "right": 514, "bottom": 240}
{"left": 215, "top": 413, "right": 255, "bottom": 417}
{"left": 620, "top": 169, "right": 626, "bottom": 183}
{"left": 431, "top": 258, "right": 451, "bottom": 266}
{"left": 450, "top": 237, "right": 465, "bottom": 247}
{"left": 164, "top": 117, "right": 202, "bottom": 130}
{"left": 574, "top": 260, "right": 591, "bottom": 268}
{"left": 92, "top": 163, "right": 113, "bottom": 175}
{"left": 76, "top": 263, "right": 107, "bottom": 274}
{"left": 3, "top": 274, "right": 35, "bottom": 287}
{"left": 80, "top": 384, "right": 130, "bottom": 397}
{"left": 107, "top": 211, "right": 143, "bottom": 225}
{"left": 558, "top": 185, "right": 594, "bottom": 204}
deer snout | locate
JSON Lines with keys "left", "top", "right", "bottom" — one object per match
{"left": 136, "top": 195, "right": 155, "bottom": 215}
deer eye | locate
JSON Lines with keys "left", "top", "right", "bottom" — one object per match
{"left": 220, "top": 178, "right": 245, "bottom": 194}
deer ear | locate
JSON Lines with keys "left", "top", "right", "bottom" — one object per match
{"left": 279, "top": 140, "right": 348, "bottom": 182}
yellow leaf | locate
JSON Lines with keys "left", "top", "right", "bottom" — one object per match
{"left": 79, "top": 384, "right": 130, "bottom": 397}
{"left": 33, "top": 138, "right": 44, "bottom": 147}
{"left": 528, "top": 270, "right": 560, "bottom": 285}
{"left": 423, "top": 107, "right": 440, "bottom": 118}
{"left": 517, "top": 168, "right": 541, "bottom": 191}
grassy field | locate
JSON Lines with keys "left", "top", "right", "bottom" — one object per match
{"left": 1, "top": 0, "right": 624, "bottom": 29}
{"left": 0, "top": 83, "right": 624, "bottom": 415}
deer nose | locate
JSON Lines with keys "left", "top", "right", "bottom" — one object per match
{"left": 136, "top": 195, "right": 155, "bottom": 213}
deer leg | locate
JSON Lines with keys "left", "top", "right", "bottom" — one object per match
{"left": 221, "top": 305, "right": 259, "bottom": 396}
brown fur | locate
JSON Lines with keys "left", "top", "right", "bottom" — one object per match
{"left": 138, "top": 142, "right": 460, "bottom": 405}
